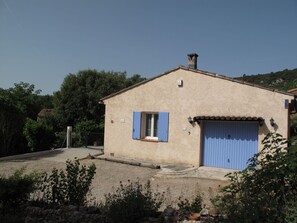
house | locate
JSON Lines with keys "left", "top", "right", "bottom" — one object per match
{"left": 37, "top": 108, "right": 54, "bottom": 121}
{"left": 288, "top": 88, "right": 297, "bottom": 96}
{"left": 102, "top": 54, "right": 294, "bottom": 170}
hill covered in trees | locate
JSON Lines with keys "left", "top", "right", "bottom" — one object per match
{"left": 235, "top": 68, "right": 297, "bottom": 91}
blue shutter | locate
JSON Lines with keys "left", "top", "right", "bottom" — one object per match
{"left": 132, "top": 112, "right": 141, "bottom": 140}
{"left": 158, "top": 112, "right": 169, "bottom": 142}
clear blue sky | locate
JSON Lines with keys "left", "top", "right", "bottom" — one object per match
{"left": 1, "top": 0, "right": 296, "bottom": 95}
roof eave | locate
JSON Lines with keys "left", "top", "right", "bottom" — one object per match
{"left": 101, "top": 66, "right": 182, "bottom": 101}
{"left": 180, "top": 66, "right": 295, "bottom": 97}
{"left": 100, "top": 66, "right": 295, "bottom": 102}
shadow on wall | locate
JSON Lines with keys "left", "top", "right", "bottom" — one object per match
{"left": 259, "top": 121, "right": 278, "bottom": 138}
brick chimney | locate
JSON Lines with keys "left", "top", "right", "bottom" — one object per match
{"left": 187, "top": 53, "right": 198, "bottom": 69}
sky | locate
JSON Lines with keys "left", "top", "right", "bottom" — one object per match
{"left": 0, "top": 0, "right": 297, "bottom": 95}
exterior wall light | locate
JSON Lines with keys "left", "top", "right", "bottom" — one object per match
{"left": 188, "top": 116, "right": 194, "bottom": 124}
{"left": 270, "top": 118, "right": 275, "bottom": 127}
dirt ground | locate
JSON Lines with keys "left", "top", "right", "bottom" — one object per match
{"left": 0, "top": 150, "right": 229, "bottom": 208}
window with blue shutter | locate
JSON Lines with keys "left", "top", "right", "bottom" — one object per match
{"left": 158, "top": 112, "right": 169, "bottom": 142}
{"left": 132, "top": 112, "right": 141, "bottom": 139}
{"left": 132, "top": 111, "right": 169, "bottom": 142}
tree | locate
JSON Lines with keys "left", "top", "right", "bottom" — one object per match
{"left": 125, "top": 74, "right": 146, "bottom": 87}
{"left": 23, "top": 118, "right": 56, "bottom": 152}
{"left": 8, "top": 82, "right": 41, "bottom": 119}
{"left": 0, "top": 82, "right": 50, "bottom": 156}
{"left": 0, "top": 94, "right": 26, "bottom": 156}
{"left": 53, "top": 70, "right": 146, "bottom": 128}
{"left": 75, "top": 120, "right": 101, "bottom": 147}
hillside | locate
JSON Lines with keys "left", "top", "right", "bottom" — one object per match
{"left": 235, "top": 68, "right": 297, "bottom": 91}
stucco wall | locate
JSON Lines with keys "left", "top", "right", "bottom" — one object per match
{"left": 103, "top": 68, "right": 293, "bottom": 166}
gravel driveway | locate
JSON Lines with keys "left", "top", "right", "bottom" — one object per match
{"left": 0, "top": 148, "right": 229, "bottom": 208}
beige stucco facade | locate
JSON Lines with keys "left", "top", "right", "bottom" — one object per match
{"left": 103, "top": 67, "right": 294, "bottom": 167}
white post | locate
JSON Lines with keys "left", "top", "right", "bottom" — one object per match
{"left": 66, "top": 126, "right": 72, "bottom": 148}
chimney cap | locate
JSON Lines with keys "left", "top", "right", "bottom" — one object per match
{"left": 187, "top": 53, "right": 198, "bottom": 57}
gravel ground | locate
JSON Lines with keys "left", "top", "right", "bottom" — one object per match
{"left": 0, "top": 149, "right": 229, "bottom": 208}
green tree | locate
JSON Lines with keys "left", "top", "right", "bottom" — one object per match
{"left": 0, "top": 93, "right": 26, "bottom": 156}
{"left": 125, "top": 74, "right": 146, "bottom": 87}
{"left": 35, "top": 94, "right": 54, "bottom": 109}
{"left": 0, "top": 82, "right": 52, "bottom": 156}
{"left": 75, "top": 120, "right": 101, "bottom": 146}
{"left": 53, "top": 69, "right": 146, "bottom": 128}
{"left": 8, "top": 82, "right": 42, "bottom": 119}
{"left": 23, "top": 118, "right": 56, "bottom": 152}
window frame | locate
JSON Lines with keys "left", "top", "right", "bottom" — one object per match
{"left": 132, "top": 111, "right": 169, "bottom": 142}
{"left": 142, "top": 112, "right": 159, "bottom": 140}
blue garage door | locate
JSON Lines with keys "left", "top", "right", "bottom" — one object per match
{"left": 203, "top": 121, "right": 258, "bottom": 170}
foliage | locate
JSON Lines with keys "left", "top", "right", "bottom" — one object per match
{"left": 54, "top": 131, "right": 67, "bottom": 148}
{"left": 236, "top": 68, "right": 297, "bottom": 91}
{"left": 213, "top": 132, "right": 297, "bottom": 223}
{"left": 23, "top": 118, "right": 56, "bottom": 152}
{"left": 53, "top": 69, "right": 146, "bottom": 128}
{"left": 41, "top": 159, "right": 96, "bottom": 206}
{"left": 124, "top": 74, "right": 146, "bottom": 87}
{"left": 177, "top": 193, "right": 202, "bottom": 213}
{"left": 0, "top": 96, "right": 26, "bottom": 156}
{"left": 75, "top": 119, "right": 101, "bottom": 146}
{"left": 0, "top": 83, "right": 47, "bottom": 156}
{"left": 285, "top": 200, "right": 297, "bottom": 223}
{"left": 101, "top": 180, "right": 164, "bottom": 223}
{"left": 0, "top": 167, "right": 41, "bottom": 208}
{"left": 290, "top": 117, "right": 297, "bottom": 144}
{"left": 35, "top": 94, "right": 54, "bottom": 109}
{"left": 6, "top": 82, "right": 38, "bottom": 118}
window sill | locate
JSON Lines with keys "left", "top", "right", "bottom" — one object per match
{"left": 140, "top": 138, "right": 158, "bottom": 143}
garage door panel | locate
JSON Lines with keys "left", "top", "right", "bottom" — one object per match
{"left": 203, "top": 121, "right": 258, "bottom": 170}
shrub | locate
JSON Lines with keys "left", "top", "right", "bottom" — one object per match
{"left": 101, "top": 180, "right": 165, "bottom": 223}
{"left": 0, "top": 167, "right": 41, "bottom": 208}
{"left": 177, "top": 193, "right": 202, "bottom": 213}
{"left": 285, "top": 200, "right": 297, "bottom": 223}
{"left": 54, "top": 131, "right": 67, "bottom": 148}
{"left": 75, "top": 120, "right": 101, "bottom": 147}
{"left": 213, "top": 132, "right": 297, "bottom": 223}
{"left": 41, "top": 158, "right": 96, "bottom": 206}
{"left": 23, "top": 118, "right": 56, "bottom": 152}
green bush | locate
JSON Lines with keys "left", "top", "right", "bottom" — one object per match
{"left": 54, "top": 131, "right": 67, "bottom": 148}
{"left": 41, "top": 158, "right": 96, "bottom": 206}
{"left": 0, "top": 167, "right": 41, "bottom": 208}
{"left": 177, "top": 193, "right": 202, "bottom": 213}
{"left": 101, "top": 180, "right": 164, "bottom": 223}
{"left": 23, "top": 118, "right": 56, "bottom": 152}
{"left": 213, "top": 132, "right": 297, "bottom": 223}
{"left": 285, "top": 200, "right": 297, "bottom": 223}
{"left": 75, "top": 120, "right": 101, "bottom": 147}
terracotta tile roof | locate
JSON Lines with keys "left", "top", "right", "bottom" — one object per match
{"left": 193, "top": 115, "right": 264, "bottom": 125}
{"left": 37, "top": 108, "right": 54, "bottom": 118}
{"left": 288, "top": 88, "right": 297, "bottom": 95}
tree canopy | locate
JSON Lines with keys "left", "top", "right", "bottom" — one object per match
{"left": 0, "top": 82, "right": 53, "bottom": 156}
{"left": 53, "top": 69, "right": 146, "bottom": 127}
